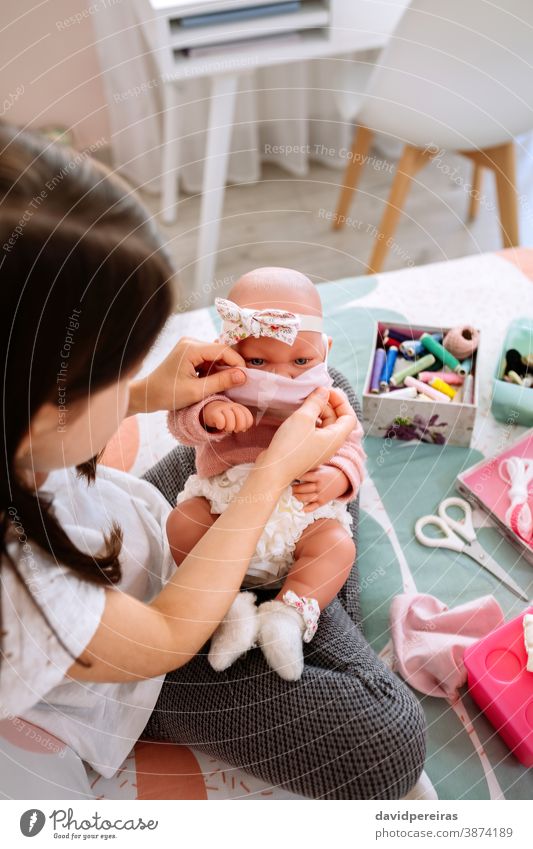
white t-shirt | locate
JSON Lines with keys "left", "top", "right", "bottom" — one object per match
{"left": 0, "top": 464, "right": 176, "bottom": 778}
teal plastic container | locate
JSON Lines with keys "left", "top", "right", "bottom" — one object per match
{"left": 491, "top": 318, "right": 533, "bottom": 426}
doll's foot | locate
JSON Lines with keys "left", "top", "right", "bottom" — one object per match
{"left": 257, "top": 600, "right": 306, "bottom": 681}
{"left": 208, "top": 592, "right": 259, "bottom": 672}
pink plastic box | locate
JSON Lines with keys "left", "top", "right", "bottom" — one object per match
{"left": 456, "top": 428, "right": 533, "bottom": 566}
{"left": 464, "top": 606, "right": 533, "bottom": 766}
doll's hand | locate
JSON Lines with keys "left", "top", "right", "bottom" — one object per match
{"left": 292, "top": 464, "right": 350, "bottom": 512}
{"left": 202, "top": 400, "right": 254, "bottom": 433}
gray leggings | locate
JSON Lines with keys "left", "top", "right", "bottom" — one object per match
{"left": 141, "top": 369, "right": 427, "bottom": 799}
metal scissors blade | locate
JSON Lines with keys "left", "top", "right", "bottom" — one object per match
{"left": 461, "top": 538, "right": 529, "bottom": 601}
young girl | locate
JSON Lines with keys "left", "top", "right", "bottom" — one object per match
{"left": 0, "top": 124, "right": 426, "bottom": 799}
{"left": 166, "top": 268, "right": 366, "bottom": 681}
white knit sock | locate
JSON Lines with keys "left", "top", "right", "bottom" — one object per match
{"left": 208, "top": 592, "right": 259, "bottom": 672}
{"left": 257, "top": 600, "right": 306, "bottom": 681}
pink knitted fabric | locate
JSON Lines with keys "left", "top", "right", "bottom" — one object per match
{"left": 168, "top": 392, "right": 365, "bottom": 501}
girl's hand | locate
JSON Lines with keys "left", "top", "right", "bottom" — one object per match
{"left": 128, "top": 337, "right": 246, "bottom": 414}
{"left": 292, "top": 465, "right": 350, "bottom": 512}
{"left": 256, "top": 387, "right": 356, "bottom": 488}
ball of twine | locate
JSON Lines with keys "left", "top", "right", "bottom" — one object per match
{"left": 443, "top": 325, "right": 479, "bottom": 360}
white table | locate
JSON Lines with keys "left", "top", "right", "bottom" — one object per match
{"left": 136, "top": 0, "right": 408, "bottom": 285}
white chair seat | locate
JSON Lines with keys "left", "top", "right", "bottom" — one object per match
{"left": 358, "top": 0, "right": 533, "bottom": 151}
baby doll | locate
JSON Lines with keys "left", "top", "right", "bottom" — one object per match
{"left": 166, "top": 267, "right": 365, "bottom": 680}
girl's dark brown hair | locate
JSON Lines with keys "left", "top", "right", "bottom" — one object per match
{"left": 0, "top": 122, "right": 173, "bottom": 661}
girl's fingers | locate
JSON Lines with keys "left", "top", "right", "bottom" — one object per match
{"left": 318, "top": 402, "right": 336, "bottom": 428}
{"left": 326, "top": 387, "right": 354, "bottom": 420}
{"left": 297, "top": 469, "right": 319, "bottom": 483}
{"left": 258, "top": 386, "right": 356, "bottom": 486}
{"left": 296, "top": 387, "right": 330, "bottom": 422}
{"left": 177, "top": 340, "right": 248, "bottom": 401}
{"left": 186, "top": 339, "right": 246, "bottom": 370}
{"left": 198, "top": 369, "right": 246, "bottom": 398}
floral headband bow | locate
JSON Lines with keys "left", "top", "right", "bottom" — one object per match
{"left": 215, "top": 297, "right": 323, "bottom": 346}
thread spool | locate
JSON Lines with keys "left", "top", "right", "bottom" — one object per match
{"left": 388, "top": 386, "right": 418, "bottom": 399}
{"left": 390, "top": 354, "right": 436, "bottom": 386}
{"left": 379, "top": 347, "right": 398, "bottom": 391}
{"left": 384, "top": 337, "right": 402, "bottom": 350}
{"left": 506, "top": 371, "right": 523, "bottom": 385}
{"left": 399, "top": 340, "right": 419, "bottom": 359}
{"left": 404, "top": 375, "right": 451, "bottom": 403}
{"left": 429, "top": 377, "right": 456, "bottom": 399}
{"left": 443, "top": 325, "right": 479, "bottom": 359}
{"left": 505, "top": 349, "right": 528, "bottom": 377}
{"left": 399, "top": 333, "right": 443, "bottom": 360}
{"left": 419, "top": 371, "right": 464, "bottom": 385}
{"left": 369, "top": 348, "right": 386, "bottom": 393}
{"left": 460, "top": 357, "right": 473, "bottom": 375}
{"left": 387, "top": 328, "right": 418, "bottom": 343}
{"left": 462, "top": 374, "right": 474, "bottom": 404}
{"left": 420, "top": 334, "right": 465, "bottom": 375}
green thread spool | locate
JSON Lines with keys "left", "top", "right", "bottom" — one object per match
{"left": 389, "top": 353, "right": 436, "bottom": 386}
{"left": 420, "top": 333, "right": 466, "bottom": 375}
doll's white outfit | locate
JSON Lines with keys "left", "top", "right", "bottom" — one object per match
{"left": 177, "top": 461, "right": 352, "bottom": 589}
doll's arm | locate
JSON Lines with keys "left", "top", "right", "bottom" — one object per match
{"left": 167, "top": 394, "right": 230, "bottom": 445}
{"left": 326, "top": 414, "right": 366, "bottom": 502}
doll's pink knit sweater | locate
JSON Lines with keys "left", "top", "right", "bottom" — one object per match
{"left": 168, "top": 393, "right": 365, "bottom": 501}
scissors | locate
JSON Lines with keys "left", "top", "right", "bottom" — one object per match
{"left": 415, "top": 496, "right": 528, "bottom": 601}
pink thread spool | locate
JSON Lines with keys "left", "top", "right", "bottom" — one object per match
{"left": 443, "top": 326, "right": 479, "bottom": 360}
{"left": 404, "top": 375, "right": 451, "bottom": 402}
{"left": 418, "top": 371, "right": 464, "bottom": 385}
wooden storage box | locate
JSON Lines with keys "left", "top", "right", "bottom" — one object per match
{"left": 362, "top": 321, "right": 479, "bottom": 447}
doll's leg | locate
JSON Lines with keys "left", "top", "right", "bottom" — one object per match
{"left": 166, "top": 496, "right": 217, "bottom": 566}
{"left": 257, "top": 520, "right": 355, "bottom": 681}
{"left": 279, "top": 518, "right": 356, "bottom": 610}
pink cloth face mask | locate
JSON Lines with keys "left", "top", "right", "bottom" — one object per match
{"left": 223, "top": 351, "right": 333, "bottom": 417}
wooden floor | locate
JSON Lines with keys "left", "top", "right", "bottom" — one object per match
{"left": 140, "top": 144, "right": 505, "bottom": 309}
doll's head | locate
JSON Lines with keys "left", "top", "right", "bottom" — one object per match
{"left": 215, "top": 268, "right": 333, "bottom": 416}
{"left": 217, "top": 267, "right": 330, "bottom": 375}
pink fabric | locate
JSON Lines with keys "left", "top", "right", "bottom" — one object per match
{"left": 167, "top": 391, "right": 365, "bottom": 501}
{"left": 222, "top": 362, "right": 333, "bottom": 415}
{"left": 390, "top": 592, "right": 505, "bottom": 700}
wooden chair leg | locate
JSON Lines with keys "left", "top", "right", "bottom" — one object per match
{"left": 492, "top": 142, "right": 519, "bottom": 247}
{"left": 333, "top": 125, "right": 374, "bottom": 229}
{"left": 461, "top": 141, "right": 519, "bottom": 247}
{"left": 367, "top": 144, "right": 429, "bottom": 274}
{"left": 468, "top": 164, "right": 483, "bottom": 221}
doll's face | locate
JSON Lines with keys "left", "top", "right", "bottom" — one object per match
{"left": 234, "top": 331, "right": 331, "bottom": 379}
